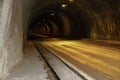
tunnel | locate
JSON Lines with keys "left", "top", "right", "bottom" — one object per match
{"left": 0, "top": 0, "right": 120, "bottom": 79}
{"left": 28, "top": 0, "right": 120, "bottom": 40}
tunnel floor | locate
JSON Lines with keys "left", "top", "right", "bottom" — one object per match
{"left": 5, "top": 38, "right": 120, "bottom": 80}
{"left": 5, "top": 41, "right": 49, "bottom": 80}
{"left": 5, "top": 41, "right": 83, "bottom": 80}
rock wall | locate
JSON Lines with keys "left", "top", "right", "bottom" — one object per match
{"left": 88, "top": 1, "right": 120, "bottom": 40}
{"left": 0, "top": 0, "right": 24, "bottom": 79}
{"left": 75, "top": 0, "right": 120, "bottom": 40}
{"left": 0, "top": 0, "right": 37, "bottom": 79}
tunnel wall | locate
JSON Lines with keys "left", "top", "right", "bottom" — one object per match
{"left": 30, "top": 0, "right": 120, "bottom": 40}
{"left": 74, "top": 0, "right": 120, "bottom": 40}
{"left": 0, "top": 0, "right": 24, "bottom": 78}
{"left": 0, "top": 0, "right": 38, "bottom": 79}
{"left": 89, "top": 9, "right": 120, "bottom": 40}
{"left": 59, "top": 13, "right": 71, "bottom": 37}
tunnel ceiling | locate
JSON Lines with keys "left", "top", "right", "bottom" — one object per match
{"left": 28, "top": 0, "right": 120, "bottom": 40}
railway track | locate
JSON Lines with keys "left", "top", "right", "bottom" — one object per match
{"left": 33, "top": 41, "right": 87, "bottom": 80}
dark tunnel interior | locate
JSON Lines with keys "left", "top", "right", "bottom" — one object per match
{"left": 1, "top": 0, "right": 120, "bottom": 79}
{"left": 28, "top": 0, "right": 120, "bottom": 40}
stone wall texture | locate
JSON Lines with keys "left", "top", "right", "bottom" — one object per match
{"left": 0, "top": 0, "right": 33, "bottom": 79}
{"left": 0, "top": 0, "right": 23, "bottom": 79}
{"left": 0, "top": 0, "right": 42, "bottom": 79}
{"left": 0, "top": 0, "right": 42, "bottom": 78}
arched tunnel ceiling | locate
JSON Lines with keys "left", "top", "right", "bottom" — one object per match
{"left": 28, "top": 0, "right": 120, "bottom": 40}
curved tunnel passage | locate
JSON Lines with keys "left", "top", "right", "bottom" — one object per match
{"left": 28, "top": 3, "right": 90, "bottom": 39}
{"left": 0, "top": 0, "right": 120, "bottom": 79}
{"left": 28, "top": 0, "right": 120, "bottom": 40}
